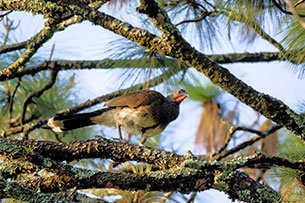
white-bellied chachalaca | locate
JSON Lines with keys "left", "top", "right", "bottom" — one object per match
{"left": 47, "top": 89, "right": 188, "bottom": 145}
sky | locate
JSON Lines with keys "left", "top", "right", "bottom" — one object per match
{"left": 2, "top": 6, "right": 305, "bottom": 203}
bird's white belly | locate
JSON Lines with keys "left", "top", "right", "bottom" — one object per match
{"left": 91, "top": 107, "right": 161, "bottom": 136}
{"left": 114, "top": 108, "right": 155, "bottom": 135}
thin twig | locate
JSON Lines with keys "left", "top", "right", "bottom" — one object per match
{"left": 294, "top": 0, "right": 305, "bottom": 8}
{"left": 175, "top": 12, "right": 214, "bottom": 26}
{"left": 213, "top": 124, "right": 236, "bottom": 156}
{"left": 21, "top": 69, "right": 59, "bottom": 124}
{"left": 215, "top": 125, "right": 282, "bottom": 160}
{"left": 160, "top": 192, "right": 173, "bottom": 203}
{"left": 48, "top": 43, "right": 56, "bottom": 61}
{"left": 8, "top": 78, "right": 22, "bottom": 127}
{"left": 212, "top": 111, "right": 258, "bottom": 157}
{"left": 186, "top": 192, "right": 197, "bottom": 203}
{"left": 0, "top": 10, "right": 12, "bottom": 19}
{"left": 0, "top": 41, "right": 27, "bottom": 54}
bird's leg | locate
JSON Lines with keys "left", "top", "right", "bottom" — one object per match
{"left": 113, "top": 124, "right": 126, "bottom": 143}
{"left": 127, "top": 133, "right": 132, "bottom": 142}
{"left": 117, "top": 124, "right": 123, "bottom": 140}
{"left": 139, "top": 135, "right": 147, "bottom": 146}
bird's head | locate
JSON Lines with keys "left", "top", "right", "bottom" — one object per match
{"left": 167, "top": 89, "right": 189, "bottom": 104}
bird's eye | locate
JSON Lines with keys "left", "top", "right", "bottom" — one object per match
{"left": 178, "top": 89, "right": 185, "bottom": 94}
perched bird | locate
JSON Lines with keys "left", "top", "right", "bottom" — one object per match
{"left": 47, "top": 89, "right": 188, "bottom": 145}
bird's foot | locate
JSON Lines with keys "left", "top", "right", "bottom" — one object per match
{"left": 112, "top": 137, "right": 128, "bottom": 143}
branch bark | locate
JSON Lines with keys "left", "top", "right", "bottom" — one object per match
{"left": 0, "top": 178, "right": 71, "bottom": 203}
{"left": 0, "top": 137, "right": 282, "bottom": 202}
{"left": 0, "top": 51, "right": 283, "bottom": 81}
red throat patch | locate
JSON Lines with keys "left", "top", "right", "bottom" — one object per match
{"left": 175, "top": 95, "right": 187, "bottom": 103}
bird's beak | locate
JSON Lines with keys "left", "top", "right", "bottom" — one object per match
{"left": 175, "top": 92, "right": 188, "bottom": 103}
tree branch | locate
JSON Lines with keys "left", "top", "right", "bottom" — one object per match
{"left": 0, "top": 138, "right": 281, "bottom": 202}
{"left": 285, "top": 0, "right": 305, "bottom": 28}
{"left": 0, "top": 51, "right": 285, "bottom": 81}
{"left": 0, "top": 178, "right": 71, "bottom": 203}
{"left": 8, "top": 78, "right": 21, "bottom": 126}
{"left": 272, "top": 0, "right": 305, "bottom": 17}
{"left": 4, "top": 137, "right": 305, "bottom": 172}
{"left": 0, "top": 58, "right": 177, "bottom": 81}
{"left": 212, "top": 124, "right": 282, "bottom": 160}
{"left": 0, "top": 41, "right": 27, "bottom": 54}
{"left": 216, "top": 125, "right": 282, "bottom": 160}
{"left": 175, "top": 11, "right": 215, "bottom": 26}
{"left": 231, "top": 153, "right": 305, "bottom": 171}
{"left": 0, "top": 18, "right": 61, "bottom": 80}
{"left": 0, "top": 117, "right": 47, "bottom": 138}
{"left": 5, "top": 137, "right": 186, "bottom": 169}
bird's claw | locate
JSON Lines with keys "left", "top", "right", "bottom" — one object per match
{"left": 112, "top": 137, "right": 128, "bottom": 143}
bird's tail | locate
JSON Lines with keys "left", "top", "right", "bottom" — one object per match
{"left": 47, "top": 108, "right": 111, "bottom": 132}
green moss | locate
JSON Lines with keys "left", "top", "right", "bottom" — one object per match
{"left": 256, "top": 187, "right": 280, "bottom": 202}
{"left": 147, "top": 167, "right": 198, "bottom": 180}
{"left": 71, "top": 167, "right": 97, "bottom": 179}
{"left": 0, "top": 141, "right": 24, "bottom": 157}
{"left": 236, "top": 187, "right": 280, "bottom": 203}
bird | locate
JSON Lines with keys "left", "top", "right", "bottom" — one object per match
{"left": 47, "top": 89, "right": 188, "bottom": 145}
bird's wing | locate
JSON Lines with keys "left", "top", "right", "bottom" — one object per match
{"left": 106, "top": 90, "right": 166, "bottom": 108}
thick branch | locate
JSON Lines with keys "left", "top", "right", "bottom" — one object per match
{"left": 232, "top": 153, "right": 305, "bottom": 171}
{"left": 6, "top": 137, "right": 186, "bottom": 169}
{"left": 4, "top": 137, "right": 305, "bottom": 172}
{"left": 0, "top": 138, "right": 280, "bottom": 202}
{"left": 21, "top": 167, "right": 214, "bottom": 193}
{"left": 0, "top": 178, "right": 70, "bottom": 203}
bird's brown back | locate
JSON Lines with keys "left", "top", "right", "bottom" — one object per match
{"left": 106, "top": 90, "right": 167, "bottom": 108}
